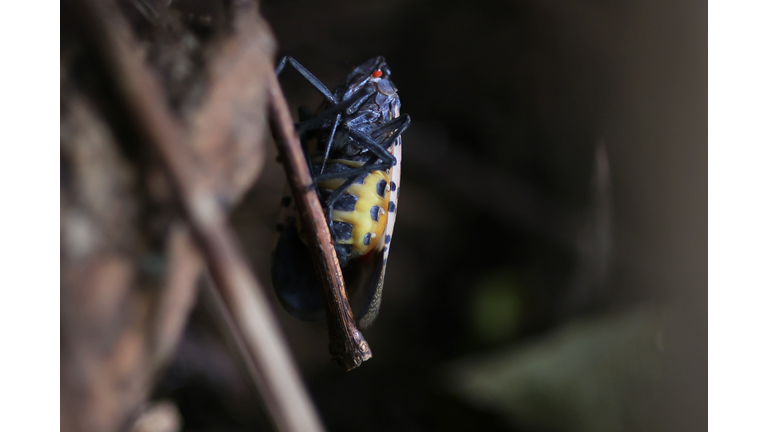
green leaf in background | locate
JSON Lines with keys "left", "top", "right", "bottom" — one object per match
{"left": 444, "top": 307, "right": 665, "bottom": 432}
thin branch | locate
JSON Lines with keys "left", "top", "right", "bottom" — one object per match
{"left": 67, "top": 0, "right": 326, "bottom": 431}
{"left": 267, "top": 72, "right": 372, "bottom": 370}
{"left": 149, "top": 224, "right": 202, "bottom": 369}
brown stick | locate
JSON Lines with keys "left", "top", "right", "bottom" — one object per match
{"left": 149, "top": 224, "right": 202, "bottom": 370}
{"left": 267, "top": 72, "right": 372, "bottom": 370}
{"left": 68, "top": 0, "right": 326, "bottom": 430}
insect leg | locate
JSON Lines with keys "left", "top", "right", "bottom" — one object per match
{"left": 295, "top": 85, "right": 375, "bottom": 134}
{"left": 316, "top": 152, "right": 382, "bottom": 226}
{"left": 318, "top": 157, "right": 384, "bottom": 233}
{"left": 345, "top": 129, "right": 397, "bottom": 167}
{"left": 319, "top": 113, "right": 342, "bottom": 175}
{"left": 371, "top": 114, "right": 411, "bottom": 143}
{"left": 343, "top": 114, "right": 411, "bottom": 168}
{"left": 275, "top": 56, "right": 338, "bottom": 104}
{"left": 314, "top": 159, "right": 389, "bottom": 184}
{"left": 314, "top": 115, "right": 411, "bottom": 183}
{"left": 321, "top": 171, "right": 366, "bottom": 229}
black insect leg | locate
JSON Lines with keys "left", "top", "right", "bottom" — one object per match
{"left": 319, "top": 113, "right": 342, "bottom": 175}
{"left": 318, "top": 114, "right": 411, "bottom": 182}
{"left": 344, "top": 129, "right": 396, "bottom": 168}
{"left": 314, "top": 115, "right": 410, "bottom": 184}
{"left": 275, "top": 56, "right": 337, "bottom": 104}
{"left": 371, "top": 113, "right": 411, "bottom": 142}
{"left": 297, "top": 86, "right": 377, "bottom": 177}
{"left": 322, "top": 171, "right": 366, "bottom": 224}
{"left": 344, "top": 114, "right": 411, "bottom": 169}
{"left": 295, "top": 85, "right": 375, "bottom": 134}
{"left": 315, "top": 148, "right": 390, "bottom": 185}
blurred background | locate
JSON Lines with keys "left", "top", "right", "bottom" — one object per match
{"left": 62, "top": 0, "right": 706, "bottom": 431}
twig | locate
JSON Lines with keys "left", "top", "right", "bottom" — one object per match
{"left": 267, "top": 72, "right": 372, "bottom": 370}
{"left": 149, "top": 224, "right": 202, "bottom": 369}
{"left": 67, "top": 0, "right": 326, "bottom": 431}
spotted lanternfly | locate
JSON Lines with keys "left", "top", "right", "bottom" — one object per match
{"left": 272, "top": 56, "right": 410, "bottom": 329}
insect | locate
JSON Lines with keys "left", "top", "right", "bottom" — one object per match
{"left": 271, "top": 56, "right": 410, "bottom": 329}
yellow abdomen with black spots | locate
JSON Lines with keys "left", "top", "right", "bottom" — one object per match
{"left": 317, "top": 160, "right": 391, "bottom": 258}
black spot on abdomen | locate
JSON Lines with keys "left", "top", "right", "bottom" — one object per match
{"left": 335, "top": 194, "right": 357, "bottom": 212}
{"left": 370, "top": 206, "right": 381, "bottom": 221}
{"left": 376, "top": 179, "right": 387, "bottom": 197}
{"left": 331, "top": 221, "right": 353, "bottom": 241}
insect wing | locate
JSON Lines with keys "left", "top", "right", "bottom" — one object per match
{"left": 271, "top": 186, "right": 325, "bottom": 321}
{"left": 355, "top": 114, "right": 402, "bottom": 329}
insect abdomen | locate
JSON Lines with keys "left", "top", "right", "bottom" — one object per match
{"left": 317, "top": 160, "right": 391, "bottom": 265}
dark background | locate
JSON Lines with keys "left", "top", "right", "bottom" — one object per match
{"left": 156, "top": 0, "right": 706, "bottom": 431}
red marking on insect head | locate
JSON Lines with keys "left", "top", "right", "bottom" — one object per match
{"left": 372, "top": 70, "right": 383, "bottom": 78}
